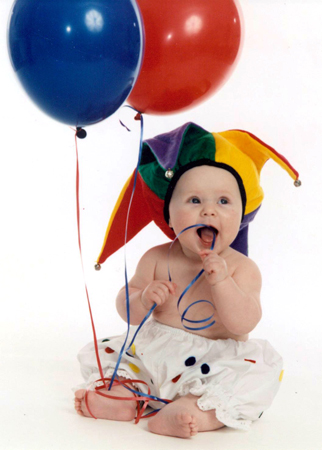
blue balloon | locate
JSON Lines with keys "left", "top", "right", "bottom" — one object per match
{"left": 7, "top": 0, "right": 144, "bottom": 126}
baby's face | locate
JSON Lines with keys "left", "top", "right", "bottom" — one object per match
{"left": 168, "top": 165, "right": 243, "bottom": 258}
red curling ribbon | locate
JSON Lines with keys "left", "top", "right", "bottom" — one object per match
{"left": 74, "top": 131, "right": 107, "bottom": 388}
{"left": 85, "top": 378, "right": 172, "bottom": 423}
{"left": 244, "top": 359, "right": 256, "bottom": 364}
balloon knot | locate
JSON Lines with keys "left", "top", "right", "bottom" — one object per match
{"left": 76, "top": 127, "right": 87, "bottom": 139}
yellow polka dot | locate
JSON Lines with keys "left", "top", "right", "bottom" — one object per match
{"left": 128, "top": 363, "right": 140, "bottom": 374}
{"left": 279, "top": 370, "right": 284, "bottom": 382}
{"left": 130, "top": 344, "right": 136, "bottom": 355}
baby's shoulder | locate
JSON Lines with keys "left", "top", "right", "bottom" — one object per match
{"left": 227, "top": 248, "right": 261, "bottom": 278}
{"left": 131, "top": 243, "right": 171, "bottom": 285}
{"left": 139, "top": 242, "right": 171, "bottom": 264}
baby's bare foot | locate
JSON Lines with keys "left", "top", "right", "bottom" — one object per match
{"left": 74, "top": 384, "right": 136, "bottom": 421}
{"left": 148, "top": 406, "right": 198, "bottom": 438}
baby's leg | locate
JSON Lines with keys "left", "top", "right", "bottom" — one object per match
{"left": 74, "top": 378, "right": 137, "bottom": 421}
{"left": 148, "top": 394, "right": 224, "bottom": 438}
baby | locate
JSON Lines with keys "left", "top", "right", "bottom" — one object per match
{"left": 74, "top": 123, "right": 300, "bottom": 438}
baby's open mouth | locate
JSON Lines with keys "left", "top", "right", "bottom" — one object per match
{"left": 197, "top": 226, "right": 218, "bottom": 245}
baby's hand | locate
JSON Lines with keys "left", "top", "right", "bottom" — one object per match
{"left": 199, "top": 249, "right": 229, "bottom": 286}
{"left": 140, "top": 280, "right": 176, "bottom": 310}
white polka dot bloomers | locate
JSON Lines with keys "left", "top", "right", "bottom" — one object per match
{"left": 75, "top": 319, "right": 284, "bottom": 430}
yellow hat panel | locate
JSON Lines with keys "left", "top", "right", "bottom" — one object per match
{"left": 213, "top": 132, "right": 264, "bottom": 215}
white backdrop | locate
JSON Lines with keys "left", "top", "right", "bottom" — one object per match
{"left": 1, "top": 1, "right": 321, "bottom": 449}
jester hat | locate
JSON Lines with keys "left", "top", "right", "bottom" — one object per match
{"left": 96, "top": 122, "right": 300, "bottom": 265}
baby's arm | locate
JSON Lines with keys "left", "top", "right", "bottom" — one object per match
{"left": 116, "top": 246, "right": 176, "bottom": 325}
{"left": 200, "top": 250, "right": 262, "bottom": 335}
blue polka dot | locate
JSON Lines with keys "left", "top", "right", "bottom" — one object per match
{"left": 185, "top": 356, "right": 196, "bottom": 367}
{"left": 201, "top": 364, "right": 210, "bottom": 374}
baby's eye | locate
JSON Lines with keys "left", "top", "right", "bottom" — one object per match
{"left": 218, "top": 198, "right": 228, "bottom": 205}
{"left": 189, "top": 197, "right": 200, "bottom": 204}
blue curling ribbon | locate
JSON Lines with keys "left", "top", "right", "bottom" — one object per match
{"left": 167, "top": 225, "right": 216, "bottom": 331}
{"left": 109, "top": 115, "right": 217, "bottom": 403}
{"left": 115, "top": 379, "right": 170, "bottom": 407}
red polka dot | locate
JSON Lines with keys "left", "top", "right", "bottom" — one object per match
{"left": 172, "top": 374, "right": 182, "bottom": 383}
{"left": 105, "top": 347, "right": 115, "bottom": 354}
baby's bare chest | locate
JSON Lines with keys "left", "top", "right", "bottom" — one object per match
{"left": 155, "top": 261, "right": 220, "bottom": 323}
{"left": 156, "top": 255, "right": 235, "bottom": 301}
{"left": 152, "top": 270, "right": 234, "bottom": 339}
{"left": 152, "top": 249, "right": 247, "bottom": 340}
{"left": 158, "top": 259, "right": 210, "bottom": 293}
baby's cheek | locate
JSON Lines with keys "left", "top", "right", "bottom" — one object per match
{"left": 231, "top": 208, "right": 243, "bottom": 222}
{"left": 172, "top": 212, "right": 194, "bottom": 232}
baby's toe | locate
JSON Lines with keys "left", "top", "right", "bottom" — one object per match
{"left": 189, "top": 416, "right": 198, "bottom": 436}
{"left": 75, "top": 389, "right": 86, "bottom": 400}
{"left": 74, "top": 389, "right": 86, "bottom": 415}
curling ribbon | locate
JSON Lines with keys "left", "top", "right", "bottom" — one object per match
{"left": 168, "top": 225, "right": 216, "bottom": 331}
{"left": 108, "top": 110, "right": 181, "bottom": 415}
{"left": 108, "top": 108, "right": 145, "bottom": 390}
{"left": 85, "top": 377, "right": 172, "bottom": 423}
{"left": 74, "top": 130, "right": 107, "bottom": 389}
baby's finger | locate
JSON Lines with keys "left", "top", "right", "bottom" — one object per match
{"left": 161, "top": 280, "right": 177, "bottom": 295}
{"left": 148, "top": 291, "right": 164, "bottom": 305}
{"left": 155, "top": 286, "right": 168, "bottom": 302}
{"left": 203, "top": 260, "right": 214, "bottom": 273}
{"left": 199, "top": 249, "right": 213, "bottom": 260}
{"left": 203, "top": 259, "right": 218, "bottom": 275}
{"left": 205, "top": 268, "right": 215, "bottom": 276}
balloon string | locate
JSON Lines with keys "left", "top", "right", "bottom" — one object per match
{"left": 74, "top": 131, "right": 107, "bottom": 388}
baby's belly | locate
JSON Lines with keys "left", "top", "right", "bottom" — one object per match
{"left": 152, "top": 309, "right": 248, "bottom": 342}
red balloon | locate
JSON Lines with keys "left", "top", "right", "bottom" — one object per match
{"left": 128, "top": 0, "right": 244, "bottom": 115}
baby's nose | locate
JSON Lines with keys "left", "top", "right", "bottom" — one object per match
{"left": 202, "top": 204, "right": 216, "bottom": 216}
